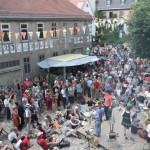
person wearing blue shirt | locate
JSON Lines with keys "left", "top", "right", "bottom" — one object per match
{"left": 94, "top": 102, "right": 104, "bottom": 137}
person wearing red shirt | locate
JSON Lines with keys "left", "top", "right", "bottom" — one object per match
{"left": 21, "top": 134, "right": 33, "bottom": 150}
{"left": 93, "top": 79, "right": 100, "bottom": 100}
{"left": 37, "top": 132, "right": 59, "bottom": 150}
{"left": 102, "top": 91, "right": 112, "bottom": 120}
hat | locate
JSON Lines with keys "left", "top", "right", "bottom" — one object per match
{"left": 26, "top": 103, "right": 31, "bottom": 107}
{"left": 37, "top": 132, "right": 43, "bottom": 137}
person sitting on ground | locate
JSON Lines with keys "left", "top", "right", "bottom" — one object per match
{"left": 54, "top": 110, "right": 65, "bottom": 124}
{"left": 8, "top": 127, "right": 20, "bottom": 144}
{"left": 87, "top": 98, "right": 95, "bottom": 110}
{"left": 69, "top": 116, "right": 80, "bottom": 129}
{"left": 36, "top": 125, "right": 48, "bottom": 139}
{"left": 21, "top": 134, "right": 33, "bottom": 150}
{"left": 15, "top": 136, "right": 25, "bottom": 150}
{"left": 37, "top": 132, "right": 60, "bottom": 150}
{"left": 43, "top": 115, "right": 55, "bottom": 135}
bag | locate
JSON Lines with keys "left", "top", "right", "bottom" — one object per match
{"left": 59, "top": 140, "right": 70, "bottom": 148}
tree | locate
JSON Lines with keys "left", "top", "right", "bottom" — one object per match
{"left": 127, "top": 0, "right": 150, "bottom": 58}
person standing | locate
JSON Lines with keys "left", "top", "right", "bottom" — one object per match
{"left": 61, "top": 86, "right": 67, "bottom": 109}
{"left": 94, "top": 102, "right": 104, "bottom": 137}
{"left": 102, "top": 91, "right": 112, "bottom": 120}
{"left": 45, "top": 90, "right": 52, "bottom": 111}
{"left": 12, "top": 106, "right": 20, "bottom": 128}
{"left": 18, "top": 101, "right": 25, "bottom": 130}
{"left": 121, "top": 106, "right": 131, "bottom": 139}
{"left": 25, "top": 104, "right": 32, "bottom": 133}
{"left": 4, "top": 94, "right": 11, "bottom": 120}
{"left": 15, "top": 80, "right": 22, "bottom": 102}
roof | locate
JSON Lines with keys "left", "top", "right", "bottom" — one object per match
{"left": 69, "top": 0, "right": 87, "bottom": 10}
{"left": 37, "top": 54, "right": 99, "bottom": 68}
{"left": 0, "top": 0, "right": 92, "bottom": 20}
{"left": 97, "top": 0, "right": 135, "bottom": 11}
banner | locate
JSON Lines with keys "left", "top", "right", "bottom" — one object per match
{"left": 63, "top": 28, "right": 67, "bottom": 37}
{"left": 82, "top": 26, "right": 86, "bottom": 34}
{"left": 69, "top": 28, "right": 74, "bottom": 36}
{"left": 15, "top": 32, "right": 19, "bottom": 40}
{"left": 36, "top": 31, "right": 40, "bottom": 38}
{"left": 95, "top": 22, "right": 99, "bottom": 28}
{"left": 56, "top": 29, "right": 60, "bottom": 37}
{"left": 22, "top": 32, "right": 26, "bottom": 40}
{"left": 43, "top": 31, "right": 47, "bottom": 38}
{"left": 77, "top": 26, "right": 80, "bottom": 34}
{"left": 1, "top": 32, "right": 5, "bottom": 39}
{"left": 28, "top": 32, "right": 33, "bottom": 39}
{"left": 8, "top": 32, "right": 11, "bottom": 39}
{"left": 111, "top": 23, "right": 114, "bottom": 31}
{"left": 49, "top": 30, "right": 53, "bottom": 37}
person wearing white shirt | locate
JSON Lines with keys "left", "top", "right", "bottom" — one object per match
{"left": 15, "top": 136, "right": 25, "bottom": 150}
{"left": 25, "top": 104, "right": 32, "bottom": 133}
{"left": 144, "top": 88, "right": 150, "bottom": 107}
{"left": 4, "top": 95, "right": 11, "bottom": 120}
{"left": 8, "top": 127, "right": 18, "bottom": 143}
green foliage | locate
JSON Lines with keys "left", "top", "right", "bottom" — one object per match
{"left": 94, "top": 9, "right": 103, "bottom": 19}
{"left": 127, "top": 0, "right": 150, "bottom": 58}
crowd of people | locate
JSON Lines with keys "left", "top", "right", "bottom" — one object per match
{"left": 0, "top": 44, "right": 150, "bottom": 150}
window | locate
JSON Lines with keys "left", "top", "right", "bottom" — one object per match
{"left": 74, "top": 23, "right": 78, "bottom": 36}
{"left": 106, "top": 0, "right": 111, "bottom": 6}
{"left": 53, "top": 52, "right": 58, "bottom": 56}
{"left": 1, "top": 24, "right": 10, "bottom": 42}
{"left": 102, "top": 12, "right": 107, "bottom": 19}
{"left": 23, "top": 57, "right": 30, "bottom": 74}
{"left": 62, "top": 22, "right": 68, "bottom": 37}
{"left": 37, "top": 23, "right": 44, "bottom": 39}
{"left": 0, "top": 60, "right": 20, "bottom": 70}
{"left": 119, "top": 11, "right": 124, "bottom": 18}
{"left": 52, "top": 23, "right": 57, "bottom": 38}
{"left": 39, "top": 54, "right": 45, "bottom": 71}
{"left": 120, "top": 0, "right": 125, "bottom": 5}
{"left": 63, "top": 50, "right": 69, "bottom": 54}
{"left": 20, "top": 23, "right": 28, "bottom": 40}
{"left": 109, "top": 12, "right": 113, "bottom": 18}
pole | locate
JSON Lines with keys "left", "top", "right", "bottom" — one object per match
{"left": 63, "top": 67, "right": 66, "bottom": 81}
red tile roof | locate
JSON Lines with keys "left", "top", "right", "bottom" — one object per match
{"left": 0, "top": 0, "right": 92, "bottom": 20}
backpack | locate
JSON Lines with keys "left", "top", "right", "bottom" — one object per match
{"left": 59, "top": 140, "right": 70, "bottom": 148}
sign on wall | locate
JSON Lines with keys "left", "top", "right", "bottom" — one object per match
{"left": 3, "top": 44, "right": 9, "bottom": 54}
{"left": 23, "top": 43, "right": 28, "bottom": 52}
{"left": 29, "top": 42, "right": 34, "bottom": 51}
{"left": 0, "top": 45, "right": 2, "bottom": 55}
{"left": 40, "top": 41, "right": 44, "bottom": 49}
{"left": 35, "top": 42, "right": 39, "bottom": 50}
{"left": 50, "top": 40, "right": 53, "bottom": 48}
{"left": 16, "top": 43, "right": 22, "bottom": 52}
{"left": 10, "top": 44, "right": 15, "bottom": 53}
{"left": 45, "top": 40, "right": 49, "bottom": 49}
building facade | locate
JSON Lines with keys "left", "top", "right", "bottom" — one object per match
{"left": 68, "top": 0, "right": 96, "bottom": 36}
{"left": 0, "top": 0, "right": 92, "bottom": 85}
{"left": 96, "top": 0, "right": 140, "bottom": 33}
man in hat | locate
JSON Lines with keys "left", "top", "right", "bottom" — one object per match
{"left": 25, "top": 103, "right": 31, "bottom": 133}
